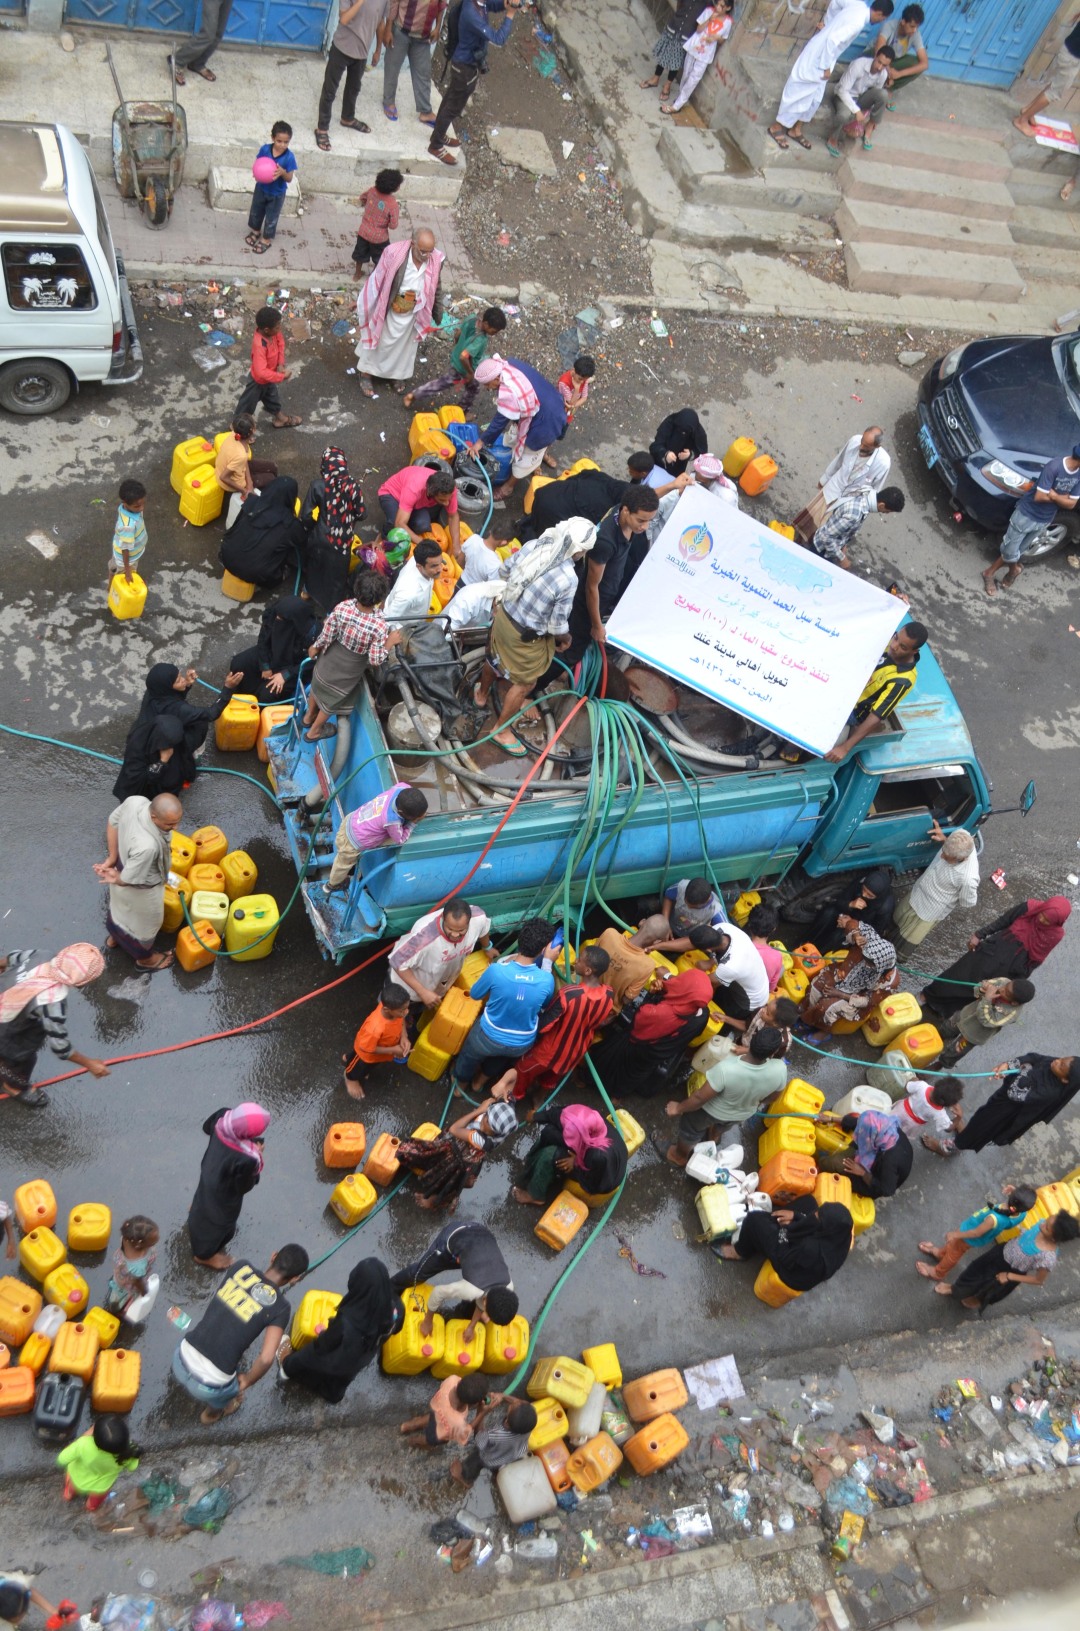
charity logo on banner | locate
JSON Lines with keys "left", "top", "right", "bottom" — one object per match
{"left": 606, "top": 487, "right": 905, "bottom": 757}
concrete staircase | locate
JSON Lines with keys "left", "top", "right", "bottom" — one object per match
{"left": 836, "top": 114, "right": 1025, "bottom": 302}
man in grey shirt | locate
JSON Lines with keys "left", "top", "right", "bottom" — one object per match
{"left": 316, "top": 0, "right": 390, "bottom": 148}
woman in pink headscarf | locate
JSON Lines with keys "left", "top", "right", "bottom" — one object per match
{"left": 512, "top": 1101, "right": 627, "bottom": 1206}
{"left": 0, "top": 944, "right": 108, "bottom": 1110}
{"left": 354, "top": 229, "right": 445, "bottom": 398}
{"left": 188, "top": 1102, "right": 271, "bottom": 1268}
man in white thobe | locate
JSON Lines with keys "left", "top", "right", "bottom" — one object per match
{"left": 794, "top": 426, "right": 891, "bottom": 543}
{"left": 769, "top": 0, "right": 894, "bottom": 146}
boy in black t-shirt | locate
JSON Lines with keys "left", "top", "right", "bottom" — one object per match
{"left": 172, "top": 1244, "right": 308, "bottom": 1425}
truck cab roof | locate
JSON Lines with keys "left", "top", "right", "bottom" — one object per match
{"left": 857, "top": 639, "right": 979, "bottom": 780}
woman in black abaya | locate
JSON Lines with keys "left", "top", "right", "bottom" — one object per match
{"left": 954, "top": 1054, "right": 1080, "bottom": 1154}
{"left": 717, "top": 1196, "right": 853, "bottom": 1293}
{"left": 132, "top": 663, "right": 243, "bottom": 786}
{"left": 649, "top": 408, "right": 708, "bottom": 478}
{"left": 219, "top": 476, "right": 302, "bottom": 589}
{"left": 807, "top": 867, "right": 896, "bottom": 955}
{"left": 229, "top": 595, "right": 321, "bottom": 703}
{"left": 278, "top": 1259, "right": 402, "bottom": 1403}
{"left": 112, "top": 714, "right": 186, "bottom": 799}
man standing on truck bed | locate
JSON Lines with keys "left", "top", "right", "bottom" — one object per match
{"left": 825, "top": 621, "right": 927, "bottom": 763}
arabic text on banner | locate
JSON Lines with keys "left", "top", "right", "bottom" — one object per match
{"left": 605, "top": 488, "right": 904, "bottom": 757}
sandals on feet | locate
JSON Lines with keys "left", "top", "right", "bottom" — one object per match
{"left": 251, "top": 239, "right": 270, "bottom": 254}
{"left": 271, "top": 414, "right": 302, "bottom": 428}
{"left": 340, "top": 117, "right": 371, "bottom": 132}
{"left": 168, "top": 56, "right": 186, "bottom": 86}
{"left": 192, "top": 66, "right": 217, "bottom": 81}
{"left": 383, "top": 103, "right": 399, "bottom": 121}
{"left": 767, "top": 128, "right": 789, "bottom": 150}
{"left": 315, "top": 129, "right": 331, "bottom": 150}
{"left": 790, "top": 133, "right": 812, "bottom": 149}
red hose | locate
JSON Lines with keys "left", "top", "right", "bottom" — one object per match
{"left": 35, "top": 697, "right": 589, "bottom": 1089}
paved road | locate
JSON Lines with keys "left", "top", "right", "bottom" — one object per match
{"left": 0, "top": 298, "right": 1077, "bottom": 1483}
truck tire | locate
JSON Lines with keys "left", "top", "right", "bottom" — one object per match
{"left": 0, "top": 358, "right": 72, "bottom": 415}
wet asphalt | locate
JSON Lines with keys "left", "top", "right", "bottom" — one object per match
{"left": 0, "top": 295, "right": 1078, "bottom": 1482}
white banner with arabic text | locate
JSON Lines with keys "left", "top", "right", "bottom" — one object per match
{"left": 606, "top": 488, "right": 904, "bottom": 757}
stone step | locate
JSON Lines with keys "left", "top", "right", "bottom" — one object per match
{"left": 886, "top": 110, "right": 1008, "bottom": 147}
{"left": 859, "top": 121, "right": 1009, "bottom": 182}
{"left": 675, "top": 200, "right": 839, "bottom": 253}
{"left": 838, "top": 158, "right": 1013, "bottom": 219}
{"left": 1009, "top": 201, "right": 1080, "bottom": 250}
{"left": 843, "top": 240, "right": 1025, "bottom": 302}
{"left": 1011, "top": 243, "right": 1080, "bottom": 285}
{"left": 1006, "top": 166, "right": 1079, "bottom": 209}
{"left": 835, "top": 196, "right": 1016, "bottom": 257}
{"left": 693, "top": 166, "right": 840, "bottom": 218}
{"left": 1002, "top": 125, "right": 1078, "bottom": 173}
{"left": 208, "top": 160, "right": 461, "bottom": 214}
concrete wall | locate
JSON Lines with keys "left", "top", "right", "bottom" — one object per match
{"left": 730, "top": 0, "right": 830, "bottom": 68}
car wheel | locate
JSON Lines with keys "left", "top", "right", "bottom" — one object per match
{"left": 1025, "top": 520, "right": 1071, "bottom": 559}
{"left": 0, "top": 358, "right": 72, "bottom": 415}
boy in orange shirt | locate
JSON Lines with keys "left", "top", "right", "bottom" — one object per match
{"left": 343, "top": 981, "right": 411, "bottom": 1098}
{"left": 235, "top": 306, "right": 301, "bottom": 428}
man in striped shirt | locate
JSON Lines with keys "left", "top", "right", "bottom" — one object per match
{"left": 511, "top": 945, "right": 614, "bottom": 1098}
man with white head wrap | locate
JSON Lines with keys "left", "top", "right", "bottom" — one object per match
{"left": 472, "top": 517, "right": 596, "bottom": 753}
{"left": 893, "top": 820, "right": 980, "bottom": 948}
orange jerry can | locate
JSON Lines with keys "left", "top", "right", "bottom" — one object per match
{"left": 791, "top": 943, "right": 824, "bottom": 979}
{"left": 14, "top": 1180, "right": 57, "bottom": 1232}
{"left": 176, "top": 920, "right": 220, "bottom": 972}
{"left": 192, "top": 825, "right": 229, "bottom": 866}
{"left": 364, "top": 1133, "right": 403, "bottom": 1187}
{"left": 534, "top": 1190, "right": 589, "bottom": 1251}
{"left": 754, "top": 1261, "right": 803, "bottom": 1307}
{"left": 566, "top": 1431, "right": 623, "bottom": 1492}
{"left": 624, "top": 1413, "right": 689, "bottom": 1476}
{"left": 0, "top": 1278, "right": 44, "bottom": 1347}
{"left": 324, "top": 1122, "right": 366, "bottom": 1168}
{"left": 758, "top": 1150, "right": 817, "bottom": 1204}
{"left": 426, "top": 987, "right": 482, "bottom": 1055}
{"left": 623, "top": 1368, "right": 688, "bottom": 1423}
{"left": 536, "top": 1438, "right": 572, "bottom": 1493}
{"left": 48, "top": 1320, "right": 100, "bottom": 1382}
{"left": 896, "top": 1024, "right": 944, "bottom": 1068}
{"left": 188, "top": 862, "right": 226, "bottom": 896}
{"left": 257, "top": 705, "right": 294, "bottom": 763}
{"left": 92, "top": 1348, "right": 142, "bottom": 1412}
{"left": 739, "top": 453, "right": 778, "bottom": 496}
{"left": 0, "top": 1365, "right": 35, "bottom": 1416}
{"left": 19, "top": 1332, "right": 51, "bottom": 1377}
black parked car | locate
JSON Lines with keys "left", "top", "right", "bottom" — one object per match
{"left": 917, "top": 333, "right": 1080, "bottom": 558}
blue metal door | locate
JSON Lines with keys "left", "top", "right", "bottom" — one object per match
{"left": 921, "top": 0, "right": 1060, "bottom": 88}
{"left": 64, "top": 0, "right": 330, "bottom": 49}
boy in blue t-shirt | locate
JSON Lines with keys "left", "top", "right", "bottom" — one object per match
{"left": 451, "top": 919, "right": 557, "bottom": 1094}
{"left": 110, "top": 478, "right": 148, "bottom": 584}
{"left": 247, "top": 120, "right": 298, "bottom": 254}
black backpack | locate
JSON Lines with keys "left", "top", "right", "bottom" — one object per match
{"left": 438, "top": 0, "right": 463, "bottom": 82}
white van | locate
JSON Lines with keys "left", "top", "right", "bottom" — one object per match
{"left": 0, "top": 121, "right": 142, "bottom": 415}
